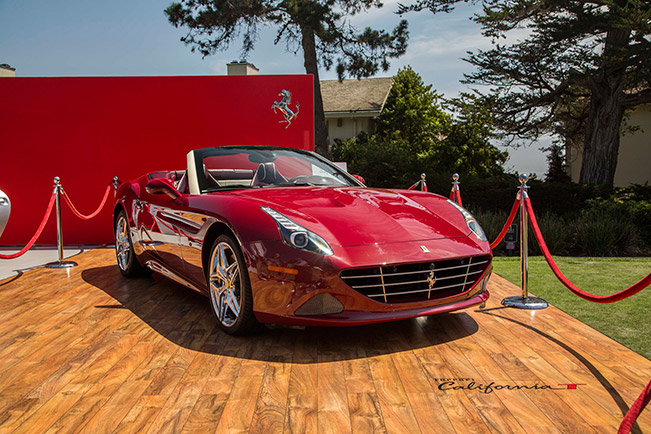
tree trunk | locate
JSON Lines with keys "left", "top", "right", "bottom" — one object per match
{"left": 579, "top": 28, "right": 629, "bottom": 185}
{"left": 579, "top": 92, "right": 624, "bottom": 185}
{"left": 300, "top": 27, "right": 330, "bottom": 157}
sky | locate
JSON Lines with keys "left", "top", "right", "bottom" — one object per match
{"left": 0, "top": 0, "right": 549, "bottom": 176}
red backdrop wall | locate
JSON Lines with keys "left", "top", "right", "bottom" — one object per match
{"left": 0, "top": 75, "right": 314, "bottom": 245}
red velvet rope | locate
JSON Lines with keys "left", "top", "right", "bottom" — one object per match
{"left": 618, "top": 379, "right": 651, "bottom": 434}
{"left": 525, "top": 197, "right": 651, "bottom": 303}
{"left": 449, "top": 188, "right": 462, "bottom": 205}
{"left": 0, "top": 192, "right": 56, "bottom": 259}
{"left": 62, "top": 184, "right": 112, "bottom": 220}
{"left": 490, "top": 197, "right": 520, "bottom": 250}
{"left": 408, "top": 181, "right": 427, "bottom": 191}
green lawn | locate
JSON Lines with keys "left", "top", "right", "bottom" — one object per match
{"left": 492, "top": 256, "right": 651, "bottom": 360}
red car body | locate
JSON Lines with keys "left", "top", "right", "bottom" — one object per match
{"left": 113, "top": 146, "right": 492, "bottom": 333}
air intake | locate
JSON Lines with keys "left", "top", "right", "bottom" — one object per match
{"left": 294, "top": 293, "right": 344, "bottom": 316}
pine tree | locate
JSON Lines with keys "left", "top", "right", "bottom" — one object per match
{"left": 402, "top": 0, "right": 651, "bottom": 185}
{"left": 544, "top": 144, "right": 571, "bottom": 183}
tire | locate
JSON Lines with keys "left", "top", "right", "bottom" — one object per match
{"left": 207, "top": 234, "right": 259, "bottom": 335}
{"left": 114, "top": 210, "right": 148, "bottom": 277}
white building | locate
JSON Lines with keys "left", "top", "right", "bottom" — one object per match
{"left": 320, "top": 77, "right": 393, "bottom": 146}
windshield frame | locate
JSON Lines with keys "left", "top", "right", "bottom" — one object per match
{"left": 191, "top": 146, "right": 364, "bottom": 193}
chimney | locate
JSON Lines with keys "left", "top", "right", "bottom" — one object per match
{"left": 0, "top": 64, "right": 16, "bottom": 77}
{"left": 227, "top": 61, "right": 259, "bottom": 76}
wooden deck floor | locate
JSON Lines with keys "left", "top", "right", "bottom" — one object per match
{"left": 0, "top": 248, "right": 649, "bottom": 434}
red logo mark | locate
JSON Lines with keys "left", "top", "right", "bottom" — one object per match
{"left": 559, "top": 384, "right": 586, "bottom": 390}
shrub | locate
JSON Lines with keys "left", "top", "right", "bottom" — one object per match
{"left": 605, "top": 185, "right": 651, "bottom": 242}
{"left": 465, "top": 182, "right": 649, "bottom": 257}
{"left": 527, "top": 212, "right": 573, "bottom": 256}
{"left": 476, "top": 205, "right": 643, "bottom": 257}
{"left": 333, "top": 134, "right": 423, "bottom": 188}
{"left": 571, "top": 194, "right": 649, "bottom": 256}
{"left": 460, "top": 178, "right": 614, "bottom": 216}
{"left": 573, "top": 209, "right": 641, "bottom": 256}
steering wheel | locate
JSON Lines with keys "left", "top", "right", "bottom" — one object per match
{"left": 287, "top": 175, "right": 312, "bottom": 185}
{"left": 288, "top": 175, "right": 337, "bottom": 186}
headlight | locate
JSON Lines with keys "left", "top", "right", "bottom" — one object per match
{"left": 261, "top": 207, "right": 334, "bottom": 256}
{"left": 446, "top": 200, "right": 487, "bottom": 242}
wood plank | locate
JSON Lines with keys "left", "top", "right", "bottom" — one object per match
{"left": 317, "top": 360, "right": 352, "bottom": 434}
{"left": 12, "top": 384, "right": 93, "bottom": 434}
{"left": 145, "top": 340, "right": 218, "bottom": 433}
{"left": 365, "top": 335, "right": 423, "bottom": 434}
{"left": 284, "top": 363, "right": 318, "bottom": 434}
{"left": 214, "top": 375, "right": 264, "bottom": 434}
{"left": 248, "top": 360, "right": 291, "bottom": 434}
{"left": 348, "top": 392, "right": 386, "bottom": 434}
{"left": 180, "top": 394, "right": 228, "bottom": 433}
{"left": 76, "top": 380, "right": 151, "bottom": 434}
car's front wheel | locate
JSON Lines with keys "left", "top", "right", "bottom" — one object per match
{"left": 207, "top": 234, "right": 258, "bottom": 335}
{"left": 114, "top": 210, "right": 148, "bottom": 277}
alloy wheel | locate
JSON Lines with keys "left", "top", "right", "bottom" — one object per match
{"left": 115, "top": 215, "right": 131, "bottom": 271}
{"left": 209, "top": 242, "right": 242, "bottom": 327}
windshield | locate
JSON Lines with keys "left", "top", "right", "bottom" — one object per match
{"left": 193, "top": 146, "right": 361, "bottom": 192}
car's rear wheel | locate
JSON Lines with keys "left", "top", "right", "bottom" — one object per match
{"left": 114, "top": 210, "right": 148, "bottom": 277}
{"left": 207, "top": 234, "right": 258, "bottom": 335}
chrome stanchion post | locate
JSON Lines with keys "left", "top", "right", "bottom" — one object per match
{"left": 501, "top": 174, "right": 547, "bottom": 309}
{"left": 112, "top": 176, "right": 119, "bottom": 194}
{"left": 520, "top": 175, "right": 530, "bottom": 297}
{"left": 420, "top": 173, "right": 427, "bottom": 191}
{"left": 46, "top": 177, "right": 78, "bottom": 269}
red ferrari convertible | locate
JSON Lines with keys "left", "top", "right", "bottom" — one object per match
{"left": 113, "top": 146, "right": 492, "bottom": 334}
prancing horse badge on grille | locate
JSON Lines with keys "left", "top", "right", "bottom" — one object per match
{"left": 426, "top": 271, "right": 437, "bottom": 290}
{"left": 420, "top": 245, "right": 430, "bottom": 253}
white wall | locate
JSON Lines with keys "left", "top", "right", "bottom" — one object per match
{"left": 326, "top": 116, "right": 373, "bottom": 145}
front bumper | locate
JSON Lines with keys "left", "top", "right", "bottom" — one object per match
{"left": 244, "top": 238, "right": 492, "bottom": 326}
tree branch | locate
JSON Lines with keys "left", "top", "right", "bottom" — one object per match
{"left": 622, "top": 89, "right": 651, "bottom": 107}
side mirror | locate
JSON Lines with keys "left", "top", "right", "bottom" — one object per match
{"left": 0, "top": 189, "right": 10, "bottom": 238}
{"left": 352, "top": 174, "right": 366, "bottom": 185}
{"left": 146, "top": 178, "right": 181, "bottom": 200}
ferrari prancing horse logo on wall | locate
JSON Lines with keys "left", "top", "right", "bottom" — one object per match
{"left": 271, "top": 89, "right": 300, "bottom": 129}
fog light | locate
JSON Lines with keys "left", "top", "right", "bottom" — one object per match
{"left": 294, "top": 293, "right": 344, "bottom": 316}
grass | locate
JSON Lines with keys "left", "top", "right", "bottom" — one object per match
{"left": 492, "top": 256, "right": 651, "bottom": 360}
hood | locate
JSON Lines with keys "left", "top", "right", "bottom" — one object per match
{"left": 233, "top": 187, "right": 472, "bottom": 247}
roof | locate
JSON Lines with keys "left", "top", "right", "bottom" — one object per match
{"left": 320, "top": 77, "right": 393, "bottom": 114}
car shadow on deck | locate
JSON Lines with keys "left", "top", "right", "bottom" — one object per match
{"left": 81, "top": 265, "right": 480, "bottom": 363}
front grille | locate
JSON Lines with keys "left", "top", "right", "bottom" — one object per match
{"left": 340, "top": 255, "right": 491, "bottom": 303}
